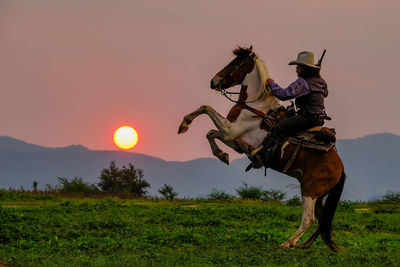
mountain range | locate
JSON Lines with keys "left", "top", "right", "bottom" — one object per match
{"left": 1, "top": 133, "right": 399, "bottom": 201}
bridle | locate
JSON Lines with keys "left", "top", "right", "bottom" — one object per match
{"left": 220, "top": 86, "right": 265, "bottom": 104}
{"left": 218, "top": 55, "right": 268, "bottom": 105}
{"left": 217, "top": 62, "right": 268, "bottom": 118}
{"left": 220, "top": 81, "right": 268, "bottom": 121}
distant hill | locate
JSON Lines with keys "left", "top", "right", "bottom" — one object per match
{"left": 335, "top": 133, "right": 400, "bottom": 201}
{"left": 1, "top": 134, "right": 399, "bottom": 201}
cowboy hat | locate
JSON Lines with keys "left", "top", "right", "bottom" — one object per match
{"left": 289, "top": 51, "right": 320, "bottom": 69}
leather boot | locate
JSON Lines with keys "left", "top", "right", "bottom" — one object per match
{"left": 262, "top": 137, "right": 281, "bottom": 168}
{"left": 245, "top": 137, "right": 281, "bottom": 171}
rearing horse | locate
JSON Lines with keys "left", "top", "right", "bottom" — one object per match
{"left": 178, "top": 46, "right": 345, "bottom": 251}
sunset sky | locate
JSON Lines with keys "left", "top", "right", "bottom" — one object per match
{"left": 1, "top": 0, "right": 399, "bottom": 161}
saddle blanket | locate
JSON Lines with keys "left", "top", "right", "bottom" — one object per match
{"left": 288, "top": 126, "right": 336, "bottom": 152}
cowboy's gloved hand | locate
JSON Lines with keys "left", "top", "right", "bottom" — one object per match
{"left": 266, "top": 78, "right": 274, "bottom": 84}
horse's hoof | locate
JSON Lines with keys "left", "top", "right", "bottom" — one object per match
{"left": 220, "top": 153, "right": 229, "bottom": 165}
{"left": 178, "top": 123, "right": 188, "bottom": 134}
{"left": 278, "top": 242, "right": 291, "bottom": 249}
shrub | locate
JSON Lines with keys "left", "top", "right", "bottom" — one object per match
{"left": 236, "top": 183, "right": 263, "bottom": 200}
{"left": 262, "top": 189, "right": 286, "bottom": 202}
{"left": 44, "top": 184, "right": 58, "bottom": 193}
{"left": 32, "top": 181, "right": 38, "bottom": 192}
{"left": 0, "top": 189, "right": 7, "bottom": 199}
{"left": 158, "top": 184, "right": 178, "bottom": 200}
{"left": 338, "top": 200, "right": 354, "bottom": 211}
{"left": 57, "top": 177, "right": 99, "bottom": 195}
{"left": 382, "top": 191, "right": 400, "bottom": 202}
{"left": 0, "top": 188, "right": 57, "bottom": 201}
{"left": 98, "top": 161, "right": 150, "bottom": 197}
{"left": 286, "top": 195, "right": 301, "bottom": 206}
{"left": 207, "top": 189, "right": 233, "bottom": 200}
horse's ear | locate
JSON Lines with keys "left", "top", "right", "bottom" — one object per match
{"left": 249, "top": 45, "right": 253, "bottom": 52}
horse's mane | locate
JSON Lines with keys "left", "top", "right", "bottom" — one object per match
{"left": 253, "top": 57, "right": 274, "bottom": 101}
{"left": 232, "top": 46, "right": 280, "bottom": 106}
{"left": 255, "top": 57, "right": 269, "bottom": 90}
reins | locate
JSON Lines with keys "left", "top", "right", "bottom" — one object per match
{"left": 219, "top": 86, "right": 265, "bottom": 104}
{"left": 218, "top": 83, "right": 267, "bottom": 118}
{"left": 218, "top": 56, "right": 269, "bottom": 116}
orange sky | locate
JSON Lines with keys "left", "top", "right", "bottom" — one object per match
{"left": 1, "top": 0, "right": 399, "bottom": 161}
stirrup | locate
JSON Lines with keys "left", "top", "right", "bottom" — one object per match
{"left": 245, "top": 155, "right": 264, "bottom": 172}
{"left": 245, "top": 162, "right": 269, "bottom": 177}
{"left": 249, "top": 144, "right": 264, "bottom": 158}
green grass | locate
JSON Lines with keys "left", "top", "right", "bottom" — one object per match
{"left": 1, "top": 197, "right": 400, "bottom": 266}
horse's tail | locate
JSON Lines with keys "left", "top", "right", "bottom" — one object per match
{"left": 320, "top": 170, "right": 346, "bottom": 252}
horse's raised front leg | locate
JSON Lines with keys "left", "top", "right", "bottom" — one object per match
{"left": 178, "top": 105, "right": 244, "bottom": 140}
{"left": 279, "top": 196, "right": 316, "bottom": 249}
{"left": 206, "top": 129, "right": 251, "bottom": 165}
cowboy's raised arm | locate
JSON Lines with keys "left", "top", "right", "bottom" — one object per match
{"left": 267, "top": 77, "right": 310, "bottom": 101}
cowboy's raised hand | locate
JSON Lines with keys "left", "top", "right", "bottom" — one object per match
{"left": 266, "top": 78, "right": 274, "bottom": 84}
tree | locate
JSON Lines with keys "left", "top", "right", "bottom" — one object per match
{"left": 382, "top": 191, "right": 400, "bottom": 201}
{"left": 32, "top": 181, "right": 38, "bottom": 192}
{"left": 98, "top": 161, "right": 150, "bottom": 197}
{"left": 158, "top": 184, "right": 178, "bottom": 200}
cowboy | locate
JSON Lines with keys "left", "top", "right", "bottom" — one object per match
{"left": 250, "top": 51, "right": 329, "bottom": 169}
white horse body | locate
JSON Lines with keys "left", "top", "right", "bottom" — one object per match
{"left": 178, "top": 57, "right": 281, "bottom": 162}
{"left": 238, "top": 63, "right": 281, "bottom": 148}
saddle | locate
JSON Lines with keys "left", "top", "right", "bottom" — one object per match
{"left": 246, "top": 105, "right": 336, "bottom": 173}
{"left": 262, "top": 106, "right": 336, "bottom": 153}
{"left": 288, "top": 126, "right": 336, "bottom": 152}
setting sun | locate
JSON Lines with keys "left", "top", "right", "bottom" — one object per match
{"left": 114, "top": 126, "right": 138, "bottom": 149}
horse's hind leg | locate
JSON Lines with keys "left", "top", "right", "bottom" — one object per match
{"left": 206, "top": 129, "right": 250, "bottom": 164}
{"left": 294, "top": 196, "right": 324, "bottom": 249}
{"left": 206, "top": 130, "right": 230, "bottom": 164}
{"left": 279, "top": 196, "right": 316, "bottom": 249}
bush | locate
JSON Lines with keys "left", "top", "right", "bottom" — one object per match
{"left": 338, "top": 200, "right": 354, "bottom": 211}
{"left": 262, "top": 190, "right": 286, "bottom": 202}
{"left": 158, "top": 184, "right": 178, "bottom": 200}
{"left": 208, "top": 189, "right": 233, "bottom": 200}
{"left": 236, "top": 183, "right": 263, "bottom": 200}
{"left": 98, "top": 161, "right": 150, "bottom": 197}
{"left": 286, "top": 195, "right": 301, "bottom": 206}
{"left": 0, "top": 189, "right": 6, "bottom": 199}
{"left": 32, "top": 181, "right": 38, "bottom": 192}
{"left": 44, "top": 184, "right": 57, "bottom": 193}
{"left": 0, "top": 188, "right": 57, "bottom": 201}
{"left": 382, "top": 191, "right": 400, "bottom": 201}
{"left": 57, "top": 177, "right": 100, "bottom": 195}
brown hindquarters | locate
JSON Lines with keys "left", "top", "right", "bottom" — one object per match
{"left": 272, "top": 142, "right": 343, "bottom": 199}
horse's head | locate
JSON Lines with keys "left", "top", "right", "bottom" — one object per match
{"left": 210, "top": 46, "right": 256, "bottom": 90}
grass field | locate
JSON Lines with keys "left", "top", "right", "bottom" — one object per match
{"left": 1, "top": 195, "right": 400, "bottom": 266}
